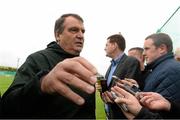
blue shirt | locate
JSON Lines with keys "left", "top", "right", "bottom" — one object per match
{"left": 107, "top": 53, "right": 124, "bottom": 86}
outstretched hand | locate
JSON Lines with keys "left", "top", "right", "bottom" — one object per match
{"left": 41, "top": 57, "right": 97, "bottom": 105}
{"left": 138, "top": 92, "right": 171, "bottom": 111}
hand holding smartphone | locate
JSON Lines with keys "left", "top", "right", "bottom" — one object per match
{"left": 112, "top": 76, "right": 141, "bottom": 96}
{"left": 111, "top": 91, "right": 128, "bottom": 111}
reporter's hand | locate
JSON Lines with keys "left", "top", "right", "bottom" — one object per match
{"left": 111, "top": 86, "right": 142, "bottom": 119}
{"left": 138, "top": 92, "right": 171, "bottom": 111}
{"left": 41, "top": 57, "right": 97, "bottom": 105}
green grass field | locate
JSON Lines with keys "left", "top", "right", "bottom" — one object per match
{"left": 0, "top": 75, "right": 106, "bottom": 119}
{"left": 0, "top": 75, "right": 14, "bottom": 95}
{"left": 96, "top": 91, "right": 106, "bottom": 119}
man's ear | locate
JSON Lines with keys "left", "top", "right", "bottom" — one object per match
{"left": 55, "top": 32, "right": 61, "bottom": 42}
{"left": 159, "top": 44, "right": 168, "bottom": 54}
{"left": 113, "top": 43, "right": 118, "bottom": 49}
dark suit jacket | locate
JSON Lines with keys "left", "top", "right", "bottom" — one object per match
{"left": 105, "top": 54, "right": 141, "bottom": 119}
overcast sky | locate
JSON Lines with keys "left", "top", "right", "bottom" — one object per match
{"left": 0, "top": 0, "right": 179, "bottom": 74}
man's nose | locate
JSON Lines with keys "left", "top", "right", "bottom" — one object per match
{"left": 143, "top": 51, "right": 146, "bottom": 56}
{"left": 77, "top": 31, "right": 84, "bottom": 38}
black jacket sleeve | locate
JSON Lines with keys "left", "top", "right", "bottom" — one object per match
{"left": 135, "top": 101, "right": 180, "bottom": 119}
{"left": 169, "top": 101, "right": 180, "bottom": 118}
{"left": 159, "top": 101, "right": 180, "bottom": 119}
{"left": 135, "top": 107, "right": 163, "bottom": 119}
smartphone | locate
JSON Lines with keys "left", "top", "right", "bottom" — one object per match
{"left": 97, "top": 74, "right": 108, "bottom": 92}
{"left": 121, "top": 84, "right": 137, "bottom": 95}
{"left": 112, "top": 76, "right": 140, "bottom": 96}
{"left": 111, "top": 75, "right": 120, "bottom": 86}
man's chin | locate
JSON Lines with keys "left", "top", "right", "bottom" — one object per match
{"left": 74, "top": 48, "right": 82, "bottom": 55}
{"left": 76, "top": 47, "right": 83, "bottom": 51}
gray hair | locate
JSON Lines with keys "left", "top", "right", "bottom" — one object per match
{"left": 54, "top": 13, "right": 84, "bottom": 34}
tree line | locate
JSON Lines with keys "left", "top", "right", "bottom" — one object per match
{"left": 0, "top": 66, "right": 17, "bottom": 72}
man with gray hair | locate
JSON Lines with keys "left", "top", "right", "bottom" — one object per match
{"left": 1, "top": 13, "right": 97, "bottom": 119}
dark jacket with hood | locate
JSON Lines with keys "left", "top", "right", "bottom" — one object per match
{"left": 1, "top": 41, "right": 95, "bottom": 119}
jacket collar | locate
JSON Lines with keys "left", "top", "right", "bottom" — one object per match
{"left": 111, "top": 52, "right": 125, "bottom": 65}
{"left": 145, "top": 52, "right": 174, "bottom": 71}
{"left": 46, "top": 41, "right": 79, "bottom": 58}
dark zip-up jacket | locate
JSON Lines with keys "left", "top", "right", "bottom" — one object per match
{"left": 1, "top": 41, "right": 95, "bottom": 119}
{"left": 143, "top": 52, "right": 180, "bottom": 102}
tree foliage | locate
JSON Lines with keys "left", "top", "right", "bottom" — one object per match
{"left": 0, "top": 66, "right": 17, "bottom": 71}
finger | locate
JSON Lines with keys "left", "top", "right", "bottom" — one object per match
{"left": 135, "top": 92, "right": 143, "bottom": 99}
{"left": 114, "top": 97, "right": 132, "bottom": 111}
{"left": 111, "top": 87, "right": 124, "bottom": 98}
{"left": 139, "top": 92, "right": 154, "bottom": 96}
{"left": 59, "top": 59, "right": 97, "bottom": 85}
{"left": 54, "top": 80, "right": 85, "bottom": 105}
{"left": 144, "top": 97, "right": 154, "bottom": 104}
{"left": 72, "top": 57, "right": 97, "bottom": 74}
{"left": 119, "top": 80, "right": 134, "bottom": 87}
{"left": 114, "top": 97, "right": 127, "bottom": 104}
{"left": 124, "top": 78, "right": 139, "bottom": 87}
{"left": 113, "top": 86, "right": 132, "bottom": 98}
{"left": 102, "top": 93, "right": 109, "bottom": 103}
{"left": 104, "top": 92, "right": 113, "bottom": 103}
{"left": 106, "top": 91, "right": 115, "bottom": 102}
{"left": 101, "top": 93, "right": 107, "bottom": 103}
{"left": 57, "top": 71, "right": 95, "bottom": 94}
{"left": 139, "top": 95, "right": 152, "bottom": 104}
{"left": 116, "top": 82, "right": 124, "bottom": 87}
{"left": 124, "top": 78, "right": 137, "bottom": 84}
